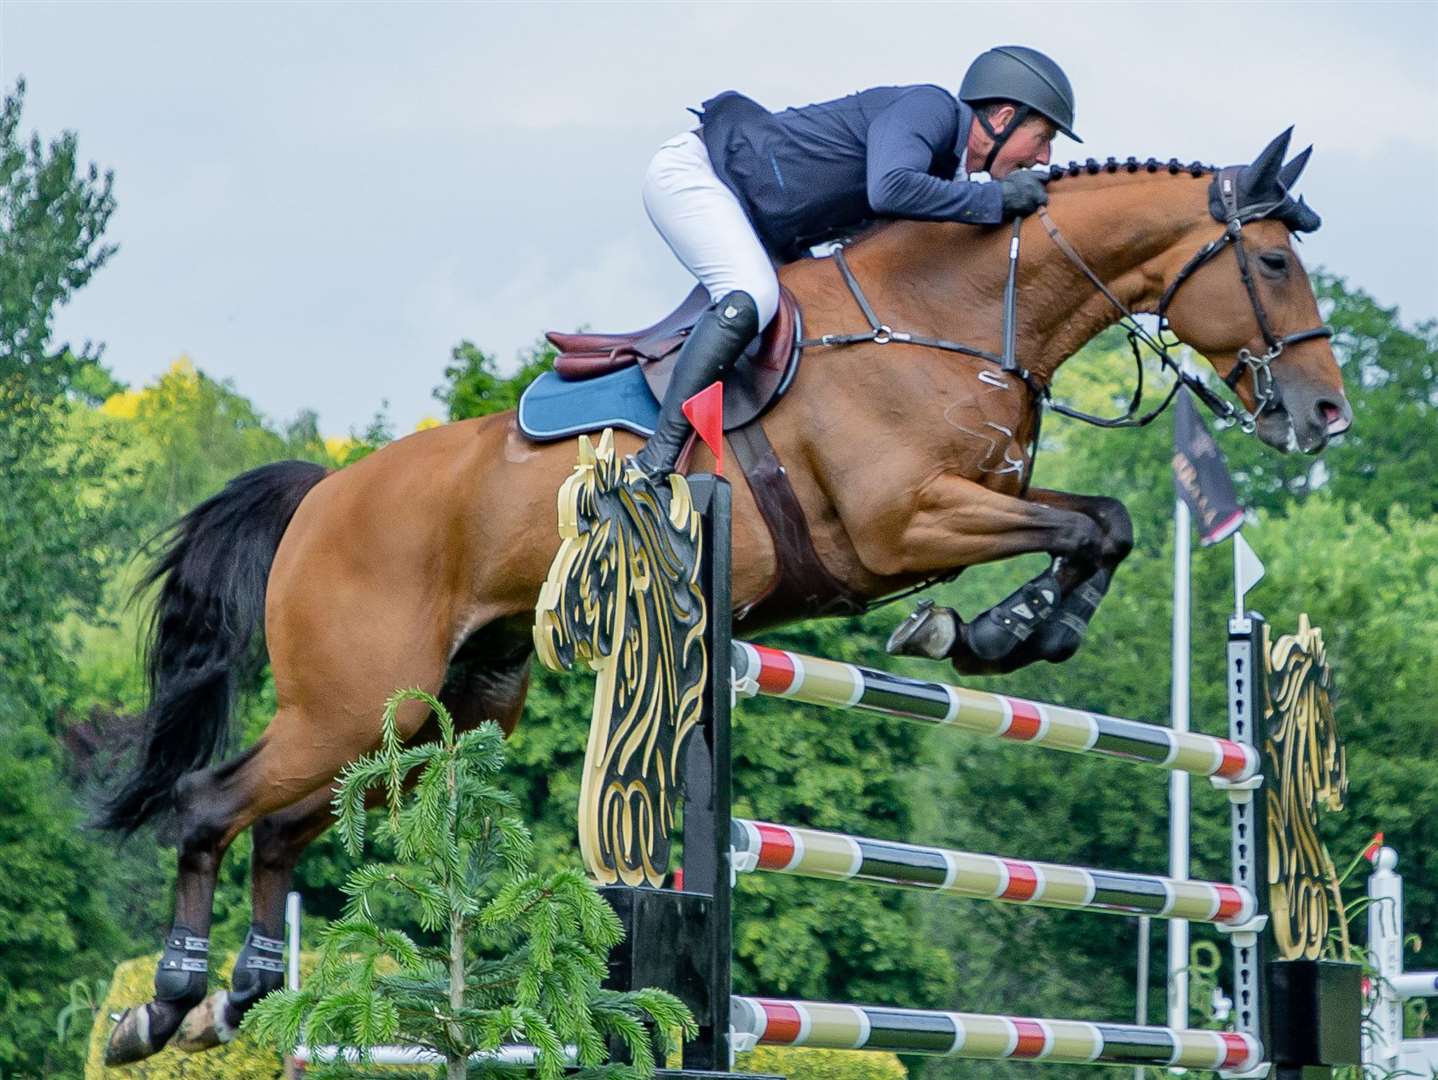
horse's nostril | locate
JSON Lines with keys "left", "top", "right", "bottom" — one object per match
{"left": 1317, "top": 400, "right": 1350, "bottom": 435}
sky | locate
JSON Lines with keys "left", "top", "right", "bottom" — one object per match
{"left": 4, "top": 0, "right": 1436, "bottom": 438}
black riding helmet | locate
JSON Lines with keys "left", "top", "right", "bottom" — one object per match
{"left": 960, "top": 45, "right": 1080, "bottom": 173}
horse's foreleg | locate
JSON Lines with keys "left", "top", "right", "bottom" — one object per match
{"left": 1016, "top": 489, "right": 1133, "bottom": 664}
{"left": 871, "top": 476, "right": 1110, "bottom": 674}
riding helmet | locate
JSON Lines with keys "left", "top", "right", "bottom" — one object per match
{"left": 960, "top": 45, "right": 1081, "bottom": 142}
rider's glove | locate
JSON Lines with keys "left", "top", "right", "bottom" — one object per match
{"left": 999, "top": 171, "right": 1049, "bottom": 220}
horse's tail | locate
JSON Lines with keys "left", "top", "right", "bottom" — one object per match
{"left": 96, "top": 460, "right": 329, "bottom": 834}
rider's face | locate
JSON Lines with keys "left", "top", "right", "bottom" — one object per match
{"left": 988, "top": 115, "right": 1057, "bottom": 178}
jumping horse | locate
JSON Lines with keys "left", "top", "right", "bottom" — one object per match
{"left": 102, "top": 130, "right": 1350, "bottom": 1063}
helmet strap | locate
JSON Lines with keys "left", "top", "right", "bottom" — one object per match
{"left": 978, "top": 104, "right": 1031, "bottom": 175}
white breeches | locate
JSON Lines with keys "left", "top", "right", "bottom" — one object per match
{"left": 642, "top": 130, "right": 781, "bottom": 328}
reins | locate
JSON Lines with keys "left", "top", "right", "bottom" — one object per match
{"left": 796, "top": 166, "right": 1333, "bottom": 437}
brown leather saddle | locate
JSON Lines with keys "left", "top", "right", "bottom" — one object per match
{"left": 542, "top": 284, "right": 865, "bottom": 629}
{"left": 546, "top": 284, "right": 801, "bottom": 433}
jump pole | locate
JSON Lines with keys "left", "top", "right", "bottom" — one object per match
{"left": 555, "top": 460, "right": 1360, "bottom": 1078}
{"left": 731, "top": 641, "right": 1258, "bottom": 782}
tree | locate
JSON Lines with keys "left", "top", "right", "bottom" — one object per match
{"left": 97, "top": 356, "right": 333, "bottom": 530}
{"left": 244, "top": 693, "right": 691, "bottom": 1079}
{"left": 435, "top": 339, "right": 555, "bottom": 421}
{"left": 0, "top": 80, "right": 127, "bottom": 1078}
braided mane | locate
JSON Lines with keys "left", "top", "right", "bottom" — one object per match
{"left": 834, "top": 156, "right": 1222, "bottom": 257}
{"left": 1045, "top": 156, "right": 1216, "bottom": 181}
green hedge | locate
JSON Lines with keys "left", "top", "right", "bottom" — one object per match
{"left": 739, "top": 1045, "right": 906, "bottom": 1080}
{"left": 91, "top": 956, "right": 906, "bottom": 1080}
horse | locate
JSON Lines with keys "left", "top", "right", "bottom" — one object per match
{"left": 101, "top": 131, "right": 1350, "bottom": 1063}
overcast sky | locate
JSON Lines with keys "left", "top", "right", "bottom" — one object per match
{"left": 4, "top": 1, "right": 1436, "bottom": 437}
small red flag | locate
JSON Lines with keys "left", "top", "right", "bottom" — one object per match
{"left": 1364, "top": 833, "right": 1385, "bottom": 863}
{"left": 682, "top": 381, "right": 725, "bottom": 476}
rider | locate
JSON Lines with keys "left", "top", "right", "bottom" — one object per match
{"left": 630, "top": 45, "right": 1081, "bottom": 480}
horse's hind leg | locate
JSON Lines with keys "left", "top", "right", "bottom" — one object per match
{"left": 168, "top": 785, "right": 333, "bottom": 1052}
{"left": 103, "top": 745, "right": 271, "bottom": 1064}
{"left": 106, "top": 641, "right": 449, "bottom": 1065}
{"left": 174, "top": 630, "right": 534, "bottom": 1052}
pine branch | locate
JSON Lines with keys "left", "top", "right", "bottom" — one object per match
{"left": 241, "top": 715, "right": 692, "bottom": 1078}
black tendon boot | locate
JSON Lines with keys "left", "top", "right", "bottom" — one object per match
{"left": 630, "top": 290, "right": 759, "bottom": 480}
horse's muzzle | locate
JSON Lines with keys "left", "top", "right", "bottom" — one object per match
{"left": 1260, "top": 390, "right": 1352, "bottom": 454}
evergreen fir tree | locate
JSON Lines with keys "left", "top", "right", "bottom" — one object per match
{"left": 242, "top": 690, "right": 692, "bottom": 1080}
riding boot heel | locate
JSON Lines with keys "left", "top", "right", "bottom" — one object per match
{"left": 631, "top": 290, "right": 759, "bottom": 480}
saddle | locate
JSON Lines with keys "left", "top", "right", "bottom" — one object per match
{"left": 543, "top": 284, "right": 802, "bottom": 433}
{"left": 523, "top": 282, "right": 865, "bottom": 630}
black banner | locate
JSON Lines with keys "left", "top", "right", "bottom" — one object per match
{"left": 1172, "top": 388, "right": 1243, "bottom": 546}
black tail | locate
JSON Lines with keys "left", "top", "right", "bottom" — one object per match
{"left": 96, "top": 460, "right": 328, "bottom": 834}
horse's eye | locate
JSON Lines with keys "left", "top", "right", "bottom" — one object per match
{"left": 1258, "top": 250, "right": 1289, "bottom": 277}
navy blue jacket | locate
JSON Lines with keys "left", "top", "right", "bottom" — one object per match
{"left": 698, "top": 85, "right": 1004, "bottom": 257}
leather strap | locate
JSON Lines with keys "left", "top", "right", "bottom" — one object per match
{"left": 728, "top": 422, "right": 866, "bottom": 629}
{"left": 241, "top": 927, "right": 287, "bottom": 974}
{"left": 799, "top": 247, "right": 1021, "bottom": 374}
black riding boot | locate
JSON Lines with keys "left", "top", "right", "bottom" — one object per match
{"left": 630, "top": 290, "right": 759, "bottom": 480}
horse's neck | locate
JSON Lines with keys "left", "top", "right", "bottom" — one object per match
{"left": 849, "top": 177, "right": 1211, "bottom": 384}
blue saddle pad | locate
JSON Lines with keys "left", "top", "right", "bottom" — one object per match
{"left": 517, "top": 366, "right": 659, "bottom": 441}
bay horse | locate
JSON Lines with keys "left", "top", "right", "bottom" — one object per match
{"left": 102, "top": 132, "right": 1350, "bottom": 1064}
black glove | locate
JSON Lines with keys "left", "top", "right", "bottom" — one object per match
{"left": 999, "top": 171, "right": 1049, "bottom": 220}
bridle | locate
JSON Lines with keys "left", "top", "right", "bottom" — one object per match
{"left": 1035, "top": 164, "right": 1332, "bottom": 431}
{"left": 799, "top": 165, "right": 1333, "bottom": 436}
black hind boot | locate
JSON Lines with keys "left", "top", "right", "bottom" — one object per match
{"left": 630, "top": 290, "right": 758, "bottom": 480}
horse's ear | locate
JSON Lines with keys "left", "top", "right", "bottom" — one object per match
{"left": 1243, "top": 127, "right": 1293, "bottom": 197}
{"left": 1279, "top": 145, "right": 1313, "bottom": 192}
{"left": 1285, "top": 194, "right": 1322, "bottom": 234}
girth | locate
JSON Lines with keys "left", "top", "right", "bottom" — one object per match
{"left": 728, "top": 423, "right": 867, "bottom": 630}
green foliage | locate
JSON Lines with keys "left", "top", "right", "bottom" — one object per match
{"left": 243, "top": 693, "right": 692, "bottom": 1080}
{"left": 0, "top": 80, "right": 115, "bottom": 406}
{"left": 118, "top": 358, "right": 331, "bottom": 526}
{"left": 739, "top": 1045, "right": 907, "bottom": 1080}
{"left": 331, "top": 402, "right": 397, "bottom": 466}
{"left": 435, "top": 340, "right": 554, "bottom": 421}
{"left": 0, "top": 724, "right": 124, "bottom": 1077}
{"left": 0, "top": 80, "right": 130, "bottom": 1080}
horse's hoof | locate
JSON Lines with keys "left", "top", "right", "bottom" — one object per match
{"left": 886, "top": 600, "right": 957, "bottom": 659}
{"left": 104, "top": 1005, "right": 159, "bottom": 1066}
{"left": 174, "top": 990, "right": 241, "bottom": 1053}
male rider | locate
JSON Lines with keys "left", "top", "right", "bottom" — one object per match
{"left": 630, "top": 45, "right": 1081, "bottom": 480}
